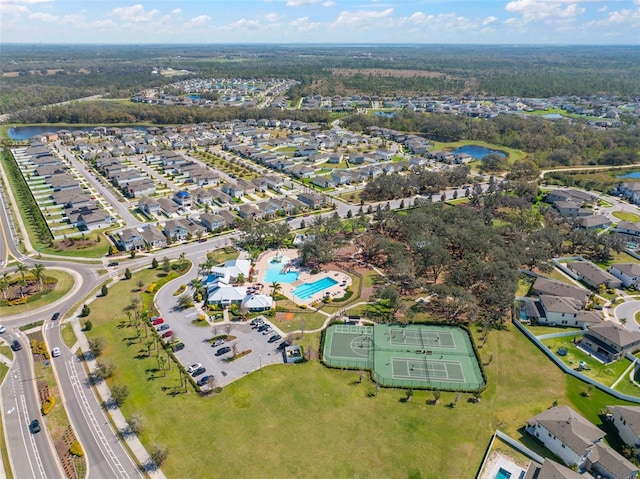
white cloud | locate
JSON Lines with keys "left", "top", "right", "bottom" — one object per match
{"left": 334, "top": 8, "right": 393, "bottom": 28}
{"left": 111, "top": 4, "right": 159, "bottom": 23}
{"left": 86, "top": 19, "right": 117, "bottom": 30}
{"left": 290, "top": 16, "right": 320, "bottom": 31}
{"left": 287, "top": 0, "right": 320, "bottom": 6}
{"left": 483, "top": 15, "right": 498, "bottom": 25}
{"left": 227, "top": 18, "right": 260, "bottom": 30}
{"left": 505, "top": 0, "right": 585, "bottom": 22}
{"left": 323, "top": 1, "right": 336, "bottom": 6}
{"left": 598, "top": 6, "right": 607, "bottom": 12}
{"left": 184, "top": 15, "right": 211, "bottom": 28}
{"left": 5, "top": 0, "right": 51, "bottom": 4}
{"left": 172, "top": 8, "right": 182, "bottom": 14}
{"left": 265, "top": 12, "right": 280, "bottom": 22}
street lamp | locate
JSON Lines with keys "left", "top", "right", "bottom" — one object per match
{"left": 259, "top": 354, "right": 262, "bottom": 371}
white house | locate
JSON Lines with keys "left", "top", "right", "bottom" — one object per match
{"left": 525, "top": 405, "right": 605, "bottom": 467}
{"left": 609, "top": 406, "right": 640, "bottom": 450}
{"left": 536, "top": 295, "right": 601, "bottom": 327}
{"left": 610, "top": 264, "right": 640, "bottom": 289}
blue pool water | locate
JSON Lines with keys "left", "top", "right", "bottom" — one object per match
{"left": 263, "top": 257, "right": 299, "bottom": 284}
{"left": 293, "top": 277, "right": 338, "bottom": 300}
{"left": 452, "top": 145, "right": 507, "bottom": 160}
{"left": 495, "top": 468, "right": 512, "bottom": 479}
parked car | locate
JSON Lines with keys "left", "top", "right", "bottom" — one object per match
{"left": 157, "top": 324, "right": 170, "bottom": 332}
{"left": 11, "top": 340, "right": 21, "bottom": 351}
{"left": 161, "top": 330, "right": 173, "bottom": 339}
{"left": 215, "top": 346, "right": 231, "bottom": 357}
{"left": 171, "top": 342, "right": 185, "bottom": 352}
{"left": 51, "top": 312, "right": 60, "bottom": 321}
{"left": 268, "top": 334, "right": 282, "bottom": 343}
{"left": 212, "top": 339, "right": 225, "bottom": 347}
{"left": 0, "top": 325, "right": 5, "bottom": 334}
{"left": 107, "top": 262, "right": 119, "bottom": 267}
{"left": 277, "top": 341, "right": 290, "bottom": 351}
{"left": 151, "top": 317, "right": 164, "bottom": 326}
{"left": 29, "top": 419, "right": 41, "bottom": 434}
{"left": 257, "top": 324, "right": 269, "bottom": 332}
{"left": 250, "top": 318, "right": 263, "bottom": 326}
{"left": 261, "top": 327, "right": 272, "bottom": 335}
{"left": 187, "top": 363, "right": 202, "bottom": 374}
{"left": 51, "top": 347, "right": 61, "bottom": 358}
{"left": 197, "top": 375, "right": 214, "bottom": 387}
{"left": 191, "top": 367, "right": 206, "bottom": 377}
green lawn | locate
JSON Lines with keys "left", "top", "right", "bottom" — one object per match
{"left": 540, "top": 335, "right": 634, "bottom": 389}
{"left": 525, "top": 324, "right": 581, "bottom": 337}
{"left": 594, "top": 251, "right": 639, "bottom": 269}
{"left": 0, "top": 269, "right": 74, "bottom": 317}
{"left": 612, "top": 210, "right": 640, "bottom": 222}
{"left": 83, "top": 267, "right": 635, "bottom": 479}
{"left": 271, "top": 311, "right": 327, "bottom": 334}
{"left": 206, "top": 247, "right": 240, "bottom": 266}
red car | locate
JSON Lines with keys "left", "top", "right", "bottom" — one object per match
{"left": 151, "top": 317, "right": 164, "bottom": 326}
{"left": 161, "top": 330, "right": 173, "bottom": 339}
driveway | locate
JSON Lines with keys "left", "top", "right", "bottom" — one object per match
{"left": 613, "top": 300, "right": 640, "bottom": 332}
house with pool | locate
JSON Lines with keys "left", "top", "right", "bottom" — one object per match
{"left": 255, "top": 249, "right": 352, "bottom": 306}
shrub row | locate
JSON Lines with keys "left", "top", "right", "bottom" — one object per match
{"left": 42, "top": 396, "right": 55, "bottom": 415}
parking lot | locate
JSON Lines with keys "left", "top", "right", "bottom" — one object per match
{"left": 163, "top": 314, "right": 287, "bottom": 388}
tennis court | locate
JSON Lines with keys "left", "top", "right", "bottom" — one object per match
{"left": 323, "top": 324, "right": 485, "bottom": 391}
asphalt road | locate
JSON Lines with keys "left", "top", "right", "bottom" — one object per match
{"left": 1, "top": 333, "right": 64, "bottom": 479}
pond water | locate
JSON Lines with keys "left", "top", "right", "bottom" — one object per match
{"left": 618, "top": 171, "right": 640, "bottom": 179}
{"left": 374, "top": 111, "right": 396, "bottom": 118}
{"left": 543, "top": 113, "right": 564, "bottom": 119}
{"left": 451, "top": 145, "right": 507, "bottom": 160}
{"left": 7, "top": 125, "right": 148, "bottom": 140}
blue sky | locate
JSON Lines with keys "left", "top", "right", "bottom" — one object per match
{"left": 1, "top": 0, "right": 639, "bottom": 44}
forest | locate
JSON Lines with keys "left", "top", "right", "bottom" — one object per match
{"left": 2, "top": 44, "right": 639, "bottom": 114}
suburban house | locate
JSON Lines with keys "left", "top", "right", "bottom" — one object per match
{"left": 619, "top": 183, "right": 640, "bottom": 205}
{"left": 200, "top": 213, "right": 227, "bottom": 232}
{"left": 531, "top": 277, "right": 590, "bottom": 307}
{"left": 206, "top": 279, "right": 247, "bottom": 306}
{"left": 580, "top": 321, "right": 640, "bottom": 362}
{"left": 610, "top": 264, "right": 640, "bottom": 289}
{"left": 553, "top": 201, "right": 593, "bottom": 218}
{"left": 237, "top": 204, "right": 262, "bottom": 220}
{"left": 140, "top": 225, "right": 167, "bottom": 249}
{"left": 535, "top": 295, "right": 601, "bottom": 327}
{"left": 608, "top": 406, "right": 640, "bottom": 451}
{"left": 221, "top": 182, "right": 244, "bottom": 198}
{"left": 298, "top": 192, "right": 325, "bottom": 209}
{"left": 566, "top": 260, "right": 622, "bottom": 289}
{"left": 524, "top": 405, "right": 639, "bottom": 478}
{"left": 545, "top": 189, "right": 597, "bottom": 205}
{"left": 173, "top": 190, "right": 192, "bottom": 207}
{"left": 525, "top": 405, "right": 605, "bottom": 467}
{"left": 210, "top": 259, "right": 251, "bottom": 283}
{"left": 138, "top": 197, "right": 161, "bottom": 216}
{"left": 523, "top": 459, "right": 583, "bottom": 479}
{"left": 577, "top": 214, "right": 612, "bottom": 230}
{"left": 114, "top": 227, "right": 145, "bottom": 251}
{"left": 312, "top": 176, "right": 335, "bottom": 189}
{"left": 241, "top": 294, "right": 273, "bottom": 312}
{"left": 192, "top": 188, "right": 213, "bottom": 206}
{"left": 163, "top": 219, "right": 189, "bottom": 241}
{"left": 615, "top": 221, "right": 640, "bottom": 237}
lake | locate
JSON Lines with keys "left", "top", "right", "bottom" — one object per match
{"left": 7, "top": 125, "right": 148, "bottom": 140}
{"left": 618, "top": 171, "right": 640, "bottom": 179}
{"left": 374, "top": 111, "right": 396, "bottom": 118}
{"left": 451, "top": 145, "right": 507, "bottom": 160}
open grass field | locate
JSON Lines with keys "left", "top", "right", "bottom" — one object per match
{"left": 594, "top": 250, "right": 638, "bottom": 269}
{"left": 84, "top": 262, "right": 636, "bottom": 479}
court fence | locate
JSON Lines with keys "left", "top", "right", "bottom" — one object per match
{"left": 371, "top": 370, "right": 484, "bottom": 392}
{"left": 321, "top": 323, "right": 487, "bottom": 393}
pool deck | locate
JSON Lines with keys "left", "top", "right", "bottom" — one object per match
{"left": 254, "top": 249, "right": 352, "bottom": 307}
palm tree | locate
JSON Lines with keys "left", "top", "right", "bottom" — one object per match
{"left": 0, "top": 272, "right": 9, "bottom": 301}
{"left": 32, "top": 264, "right": 45, "bottom": 292}
{"left": 16, "top": 263, "right": 27, "bottom": 284}
{"left": 198, "top": 257, "right": 214, "bottom": 275}
{"left": 270, "top": 281, "right": 282, "bottom": 297}
{"left": 190, "top": 277, "right": 205, "bottom": 301}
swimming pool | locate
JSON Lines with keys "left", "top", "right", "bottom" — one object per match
{"left": 263, "top": 256, "right": 299, "bottom": 284}
{"left": 293, "top": 277, "right": 338, "bottom": 300}
{"left": 495, "top": 468, "right": 512, "bottom": 479}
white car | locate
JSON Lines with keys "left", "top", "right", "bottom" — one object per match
{"left": 51, "top": 347, "right": 61, "bottom": 358}
{"left": 0, "top": 325, "right": 6, "bottom": 334}
{"left": 186, "top": 363, "right": 202, "bottom": 374}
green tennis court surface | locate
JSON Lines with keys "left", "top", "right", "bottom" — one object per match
{"left": 323, "top": 324, "right": 485, "bottom": 391}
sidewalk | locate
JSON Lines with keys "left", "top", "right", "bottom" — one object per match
{"left": 69, "top": 314, "right": 167, "bottom": 478}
